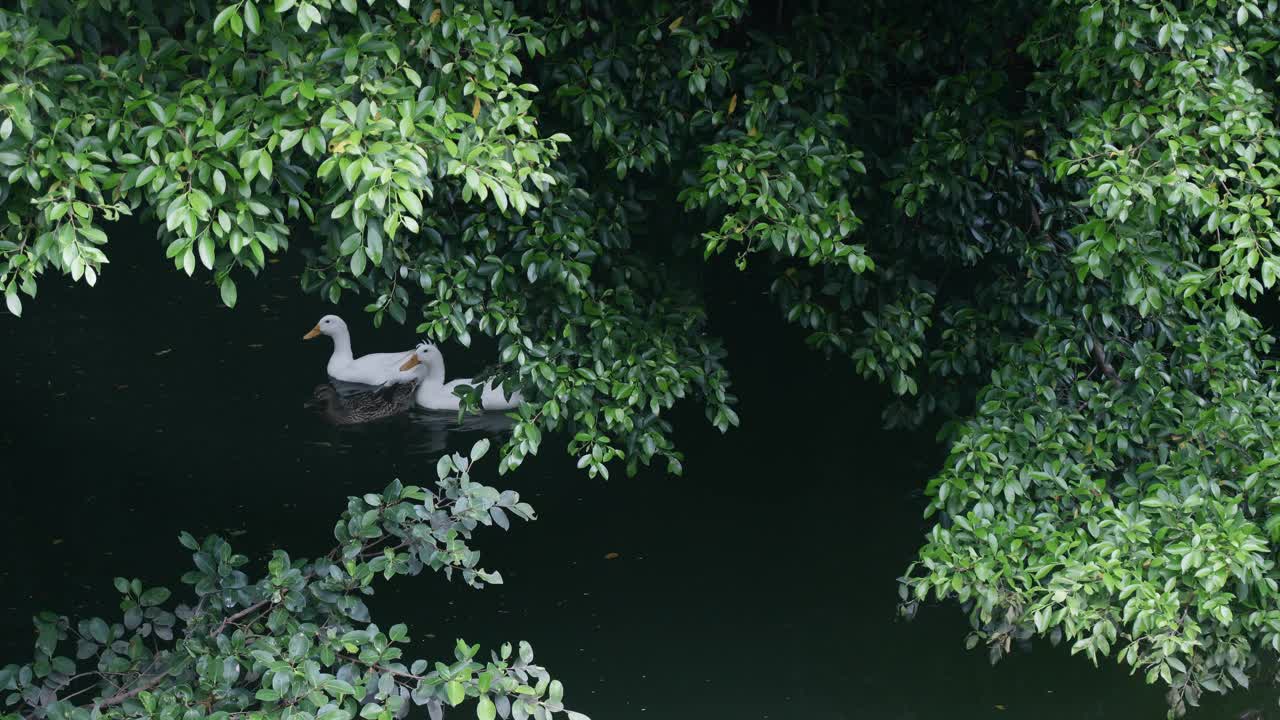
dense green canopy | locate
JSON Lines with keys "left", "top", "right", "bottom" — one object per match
{"left": 6, "top": 0, "right": 1280, "bottom": 715}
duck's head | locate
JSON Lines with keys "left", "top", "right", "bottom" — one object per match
{"left": 303, "top": 314, "right": 346, "bottom": 340}
{"left": 306, "top": 383, "right": 340, "bottom": 410}
{"left": 400, "top": 341, "right": 443, "bottom": 372}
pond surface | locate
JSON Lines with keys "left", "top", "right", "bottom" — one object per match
{"left": 0, "top": 225, "right": 1270, "bottom": 719}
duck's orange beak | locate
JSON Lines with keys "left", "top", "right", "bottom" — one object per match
{"left": 303, "top": 325, "right": 321, "bottom": 340}
{"left": 400, "top": 355, "right": 422, "bottom": 371}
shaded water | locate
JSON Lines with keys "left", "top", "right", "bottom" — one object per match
{"left": 0, "top": 226, "right": 1270, "bottom": 718}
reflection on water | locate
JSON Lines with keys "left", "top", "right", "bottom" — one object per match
{"left": 304, "top": 380, "right": 516, "bottom": 457}
{"left": 407, "top": 408, "right": 516, "bottom": 435}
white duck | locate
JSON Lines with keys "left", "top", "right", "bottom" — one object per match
{"left": 303, "top": 314, "right": 418, "bottom": 385}
{"left": 398, "top": 342, "right": 524, "bottom": 411}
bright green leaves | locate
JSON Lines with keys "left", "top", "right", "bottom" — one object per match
{"left": 1035, "top": 0, "right": 1280, "bottom": 310}
{"left": 4, "top": 441, "right": 588, "bottom": 720}
{"left": 22, "top": 8, "right": 1280, "bottom": 715}
{"left": 0, "top": 0, "right": 561, "bottom": 311}
{"left": 0, "top": 11, "right": 129, "bottom": 300}
{"left": 3, "top": 286, "right": 19, "bottom": 316}
{"left": 681, "top": 127, "right": 869, "bottom": 271}
{"left": 902, "top": 305, "right": 1280, "bottom": 712}
{"left": 244, "top": 2, "right": 262, "bottom": 34}
{"left": 220, "top": 276, "right": 238, "bottom": 308}
{"left": 212, "top": 5, "right": 239, "bottom": 35}
{"left": 0, "top": 0, "right": 742, "bottom": 484}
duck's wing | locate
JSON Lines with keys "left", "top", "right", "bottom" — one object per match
{"left": 374, "top": 379, "right": 419, "bottom": 408}
{"left": 354, "top": 349, "right": 415, "bottom": 365}
{"left": 337, "top": 348, "right": 417, "bottom": 384}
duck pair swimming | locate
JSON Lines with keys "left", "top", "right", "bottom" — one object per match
{"left": 303, "top": 314, "right": 523, "bottom": 412}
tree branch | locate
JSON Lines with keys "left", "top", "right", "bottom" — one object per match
{"left": 1089, "top": 337, "right": 1121, "bottom": 384}
{"left": 209, "top": 597, "right": 275, "bottom": 639}
{"left": 94, "top": 669, "right": 170, "bottom": 709}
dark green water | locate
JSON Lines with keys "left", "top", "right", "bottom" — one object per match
{"left": 0, "top": 227, "right": 1270, "bottom": 719}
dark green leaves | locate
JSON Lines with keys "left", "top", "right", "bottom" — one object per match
{"left": 87, "top": 618, "right": 110, "bottom": 644}
{"left": 12, "top": 1, "right": 1280, "bottom": 712}
{"left": 139, "top": 587, "right": 171, "bottom": 606}
{"left": 4, "top": 441, "right": 584, "bottom": 720}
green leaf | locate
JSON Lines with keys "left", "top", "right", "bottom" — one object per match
{"left": 88, "top": 618, "right": 109, "bottom": 643}
{"left": 476, "top": 696, "right": 495, "bottom": 720}
{"left": 5, "top": 286, "right": 21, "bottom": 317}
{"left": 139, "top": 587, "right": 171, "bottom": 606}
{"left": 445, "top": 681, "right": 465, "bottom": 707}
{"left": 198, "top": 236, "right": 215, "bottom": 270}
{"left": 220, "top": 277, "right": 238, "bottom": 308}
{"left": 244, "top": 1, "right": 261, "bottom": 33}
{"left": 137, "top": 166, "right": 160, "bottom": 186}
{"left": 398, "top": 190, "right": 422, "bottom": 217}
{"left": 323, "top": 679, "right": 356, "bottom": 696}
{"left": 213, "top": 5, "right": 238, "bottom": 33}
{"left": 1129, "top": 56, "right": 1145, "bottom": 80}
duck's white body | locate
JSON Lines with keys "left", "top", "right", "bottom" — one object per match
{"left": 400, "top": 343, "right": 524, "bottom": 411}
{"left": 304, "top": 315, "right": 418, "bottom": 386}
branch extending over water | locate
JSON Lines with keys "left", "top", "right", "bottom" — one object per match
{"left": 1, "top": 440, "right": 589, "bottom": 720}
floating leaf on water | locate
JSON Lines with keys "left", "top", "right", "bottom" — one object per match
{"left": 604, "top": 552, "right": 620, "bottom": 560}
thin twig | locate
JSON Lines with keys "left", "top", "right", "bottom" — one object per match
{"left": 1089, "top": 337, "right": 1121, "bottom": 385}
{"left": 209, "top": 597, "right": 275, "bottom": 639}
{"left": 93, "top": 670, "right": 170, "bottom": 708}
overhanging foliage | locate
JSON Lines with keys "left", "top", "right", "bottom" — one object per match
{"left": 7, "top": 0, "right": 1280, "bottom": 714}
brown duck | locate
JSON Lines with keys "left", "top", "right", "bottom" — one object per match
{"left": 307, "top": 381, "right": 418, "bottom": 425}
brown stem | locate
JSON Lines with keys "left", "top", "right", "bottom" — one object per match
{"left": 209, "top": 597, "right": 275, "bottom": 639}
{"left": 1089, "top": 338, "right": 1121, "bottom": 385}
{"left": 94, "top": 670, "right": 170, "bottom": 708}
